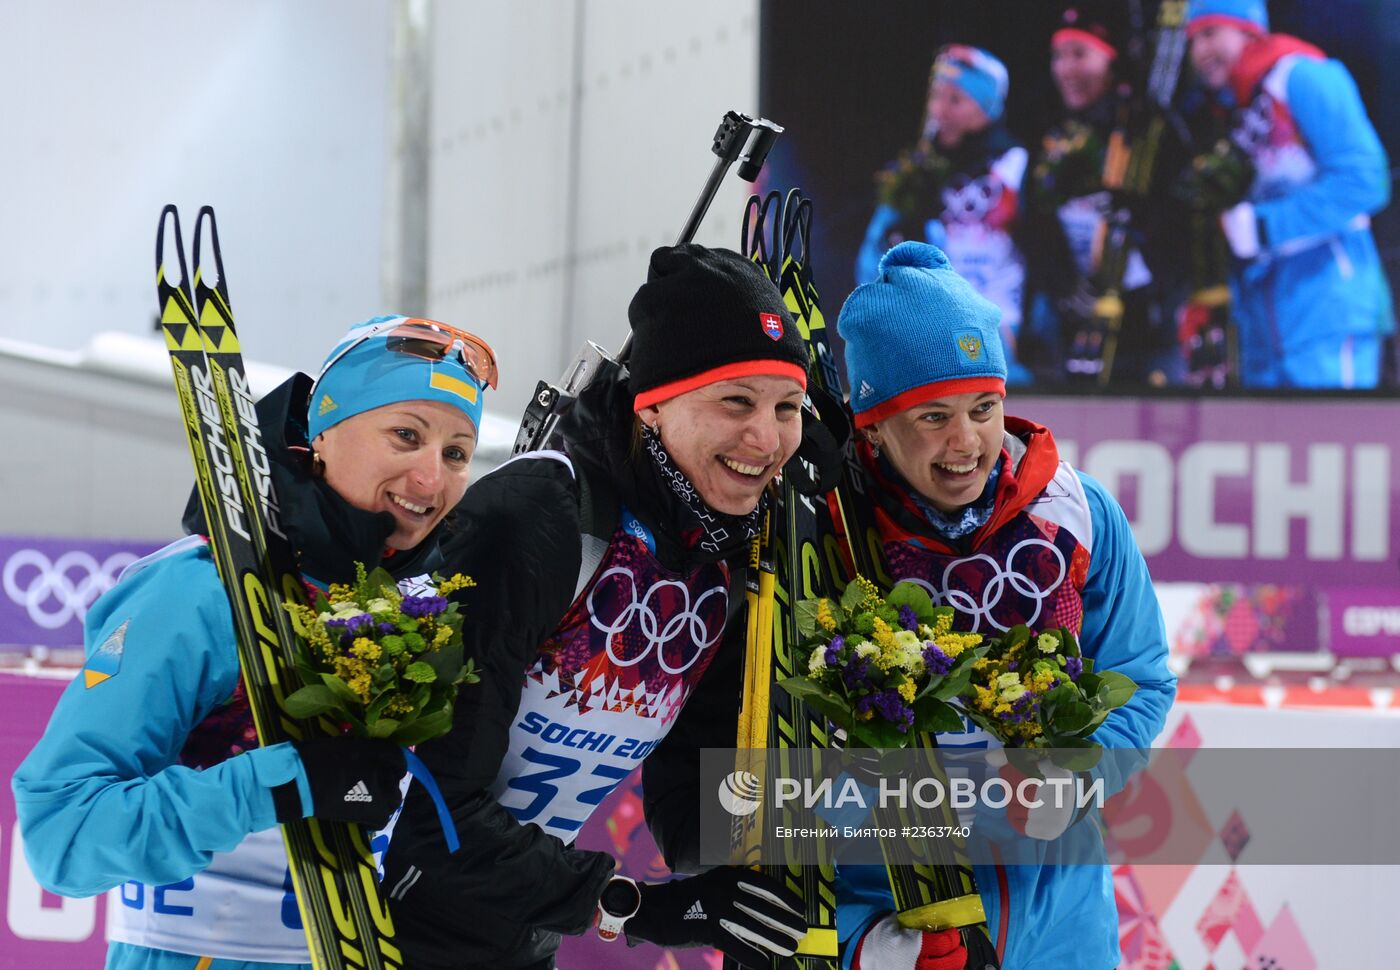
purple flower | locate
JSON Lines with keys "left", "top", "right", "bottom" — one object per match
{"left": 842, "top": 655, "right": 871, "bottom": 690}
{"left": 1065, "top": 656, "right": 1083, "bottom": 680}
{"left": 401, "top": 595, "right": 448, "bottom": 619}
{"left": 922, "top": 642, "right": 954, "bottom": 676}
{"left": 1008, "top": 660, "right": 1018, "bottom": 672}
{"left": 898, "top": 606, "right": 918, "bottom": 632}
{"left": 824, "top": 635, "right": 845, "bottom": 668}
{"left": 377, "top": 622, "right": 396, "bottom": 636}
{"left": 872, "top": 689, "right": 915, "bottom": 733}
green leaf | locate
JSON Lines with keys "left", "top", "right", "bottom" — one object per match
{"left": 284, "top": 685, "right": 341, "bottom": 719}
{"left": 929, "top": 662, "right": 975, "bottom": 701}
{"left": 366, "top": 689, "right": 396, "bottom": 724}
{"left": 421, "top": 642, "right": 465, "bottom": 683}
{"left": 404, "top": 661, "right": 437, "bottom": 684}
{"left": 1094, "top": 670, "right": 1138, "bottom": 709}
{"left": 320, "top": 673, "right": 362, "bottom": 707}
{"left": 848, "top": 718, "right": 911, "bottom": 749}
{"left": 795, "top": 599, "right": 821, "bottom": 639}
{"left": 840, "top": 582, "right": 868, "bottom": 612}
{"left": 885, "top": 582, "right": 935, "bottom": 624}
{"left": 365, "top": 567, "right": 399, "bottom": 598}
{"left": 912, "top": 698, "right": 965, "bottom": 734}
{"left": 366, "top": 716, "right": 400, "bottom": 739}
{"left": 1048, "top": 699, "right": 1094, "bottom": 736}
{"left": 391, "top": 707, "right": 455, "bottom": 746}
{"left": 777, "top": 677, "right": 855, "bottom": 731}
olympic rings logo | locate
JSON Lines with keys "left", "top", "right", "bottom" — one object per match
{"left": 900, "top": 538, "right": 1067, "bottom": 634}
{"left": 2, "top": 548, "right": 140, "bottom": 630}
{"left": 586, "top": 566, "right": 728, "bottom": 674}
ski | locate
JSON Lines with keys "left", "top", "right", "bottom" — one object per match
{"left": 1069, "top": 0, "right": 1191, "bottom": 384}
{"left": 156, "top": 204, "right": 402, "bottom": 970}
{"left": 731, "top": 190, "right": 842, "bottom": 970}
{"left": 776, "top": 192, "right": 1001, "bottom": 967}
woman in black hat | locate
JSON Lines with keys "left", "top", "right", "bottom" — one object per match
{"left": 384, "top": 244, "right": 816, "bottom": 969}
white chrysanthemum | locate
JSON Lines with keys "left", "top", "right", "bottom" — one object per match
{"left": 331, "top": 601, "right": 364, "bottom": 617}
{"left": 893, "top": 630, "right": 921, "bottom": 650}
{"left": 996, "top": 672, "right": 1021, "bottom": 691}
{"left": 856, "top": 642, "right": 880, "bottom": 659}
{"left": 917, "top": 624, "right": 936, "bottom": 640}
{"left": 897, "top": 644, "right": 925, "bottom": 676}
{"left": 1001, "top": 684, "right": 1028, "bottom": 703}
{"left": 1037, "top": 633, "right": 1059, "bottom": 653}
{"left": 808, "top": 649, "right": 828, "bottom": 675}
{"left": 366, "top": 598, "right": 395, "bottom": 615}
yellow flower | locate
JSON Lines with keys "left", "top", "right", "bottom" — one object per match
{"left": 871, "top": 617, "right": 897, "bottom": 651}
{"left": 1030, "top": 670, "right": 1059, "bottom": 693}
{"left": 327, "top": 583, "right": 355, "bottom": 604}
{"left": 857, "top": 707, "right": 875, "bottom": 721}
{"left": 972, "top": 685, "right": 997, "bottom": 712}
{"left": 992, "top": 702, "right": 1012, "bottom": 717}
{"left": 935, "top": 632, "right": 981, "bottom": 658}
{"left": 433, "top": 624, "right": 453, "bottom": 647}
{"left": 347, "top": 673, "right": 372, "bottom": 704}
{"left": 853, "top": 575, "right": 882, "bottom": 610}
{"left": 898, "top": 680, "right": 917, "bottom": 704}
{"left": 1037, "top": 633, "right": 1060, "bottom": 654}
{"left": 972, "top": 658, "right": 993, "bottom": 673}
{"left": 437, "top": 573, "right": 476, "bottom": 597}
{"left": 815, "top": 599, "right": 838, "bottom": 633}
{"left": 350, "top": 637, "right": 382, "bottom": 662}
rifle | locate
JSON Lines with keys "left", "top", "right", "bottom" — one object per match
{"left": 511, "top": 111, "right": 782, "bottom": 455}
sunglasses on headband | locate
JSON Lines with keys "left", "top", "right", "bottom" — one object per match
{"left": 318, "top": 317, "right": 499, "bottom": 390}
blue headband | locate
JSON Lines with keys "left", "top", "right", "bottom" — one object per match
{"left": 933, "top": 45, "right": 1010, "bottom": 123}
{"left": 307, "top": 315, "right": 488, "bottom": 441}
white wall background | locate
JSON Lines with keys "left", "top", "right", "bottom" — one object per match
{"left": 425, "top": 0, "right": 762, "bottom": 417}
{"left": 0, "top": 0, "right": 394, "bottom": 374}
{"left": 0, "top": 0, "right": 762, "bottom": 539}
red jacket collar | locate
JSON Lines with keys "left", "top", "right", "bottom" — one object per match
{"left": 1231, "top": 33, "right": 1325, "bottom": 106}
{"left": 864, "top": 415, "right": 1061, "bottom": 554}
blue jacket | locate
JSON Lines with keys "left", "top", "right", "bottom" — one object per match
{"left": 12, "top": 538, "right": 316, "bottom": 969}
{"left": 1226, "top": 38, "right": 1394, "bottom": 385}
{"left": 837, "top": 461, "right": 1175, "bottom": 970}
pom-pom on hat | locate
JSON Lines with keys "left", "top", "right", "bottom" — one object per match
{"left": 308, "top": 315, "right": 496, "bottom": 440}
{"left": 837, "top": 242, "right": 1006, "bottom": 429}
{"left": 1053, "top": 2, "right": 1128, "bottom": 59}
{"left": 932, "top": 45, "right": 1010, "bottom": 123}
{"left": 628, "top": 244, "right": 808, "bottom": 411}
{"left": 1186, "top": 0, "right": 1269, "bottom": 37}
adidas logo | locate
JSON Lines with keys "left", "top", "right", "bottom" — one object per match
{"left": 683, "top": 900, "right": 706, "bottom": 921}
{"left": 857, "top": 380, "right": 876, "bottom": 400}
{"left": 344, "top": 780, "right": 373, "bottom": 803}
{"left": 318, "top": 394, "right": 338, "bottom": 416}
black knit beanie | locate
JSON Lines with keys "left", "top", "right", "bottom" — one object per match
{"left": 628, "top": 244, "right": 809, "bottom": 411}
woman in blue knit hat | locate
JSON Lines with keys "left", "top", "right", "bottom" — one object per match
{"left": 1185, "top": 0, "right": 1393, "bottom": 388}
{"left": 857, "top": 44, "right": 1032, "bottom": 385}
{"left": 15, "top": 315, "right": 498, "bottom": 970}
{"left": 833, "top": 242, "right": 1176, "bottom": 970}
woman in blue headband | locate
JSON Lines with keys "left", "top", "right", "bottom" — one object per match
{"left": 833, "top": 243, "right": 1175, "bottom": 970}
{"left": 14, "top": 315, "right": 498, "bottom": 970}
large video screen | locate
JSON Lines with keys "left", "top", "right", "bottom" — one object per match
{"left": 759, "top": 0, "right": 1398, "bottom": 393}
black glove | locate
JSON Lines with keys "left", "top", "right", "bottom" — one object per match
{"left": 626, "top": 867, "right": 807, "bottom": 969}
{"left": 273, "top": 736, "right": 407, "bottom": 829}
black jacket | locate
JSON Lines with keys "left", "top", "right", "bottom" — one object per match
{"left": 384, "top": 371, "right": 747, "bottom": 968}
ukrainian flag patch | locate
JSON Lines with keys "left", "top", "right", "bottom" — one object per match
{"left": 429, "top": 371, "right": 479, "bottom": 403}
{"left": 84, "top": 618, "right": 129, "bottom": 688}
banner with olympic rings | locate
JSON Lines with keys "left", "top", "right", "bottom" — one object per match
{"left": 0, "top": 538, "right": 163, "bottom": 649}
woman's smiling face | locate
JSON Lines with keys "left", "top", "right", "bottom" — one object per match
{"left": 869, "top": 391, "right": 1005, "bottom": 513}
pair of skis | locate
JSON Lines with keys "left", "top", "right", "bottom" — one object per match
{"left": 739, "top": 190, "right": 1002, "bottom": 967}
{"left": 156, "top": 205, "right": 401, "bottom": 970}
{"left": 1067, "top": 0, "right": 1192, "bottom": 385}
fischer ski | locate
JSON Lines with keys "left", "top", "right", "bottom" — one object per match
{"left": 773, "top": 191, "right": 1002, "bottom": 967}
{"left": 156, "top": 205, "right": 402, "bottom": 970}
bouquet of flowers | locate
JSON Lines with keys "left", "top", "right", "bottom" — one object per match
{"left": 282, "top": 564, "right": 479, "bottom": 746}
{"left": 786, "top": 577, "right": 1139, "bottom": 768}
{"left": 962, "top": 624, "right": 1136, "bottom": 771}
{"left": 781, "top": 577, "right": 988, "bottom": 748}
